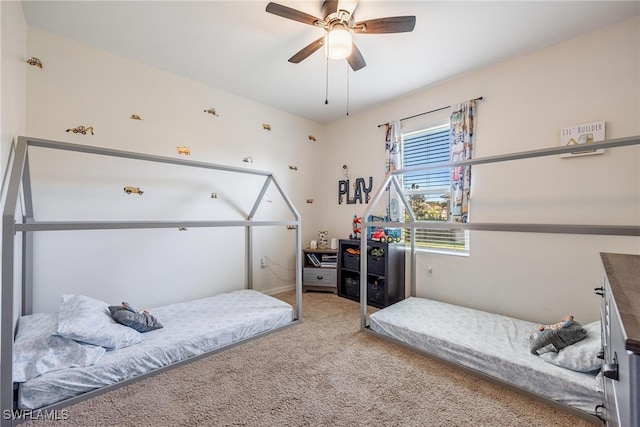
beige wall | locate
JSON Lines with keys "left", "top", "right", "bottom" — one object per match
{"left": 1, "top": 0, "right": 27, "bottom": 331}
{"left": 1, "top": 1, "right": 27, "bottom": 191}
{"left": 24, "top": 27, "right": 326, "bottom": 312}
{"left": 13, "top": 14, "right": 640, "bottom": 322}
{"left": 322, "top": 16, "right": 640, "bottom": 324}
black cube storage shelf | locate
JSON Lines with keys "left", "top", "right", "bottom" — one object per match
{"left": 337, "top": 239, "right": 405, "bottom": 308}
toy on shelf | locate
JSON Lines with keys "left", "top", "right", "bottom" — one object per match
{"left": 177, "top": 146, "right": 191, "bottom": 155}
{"left": 349, "top": 214, "right": 402, "bottom": 242}
{"left": 371, "top": 228, "right": 401, "bottom": 243}
{"left": 349, "top": 215, "right": 361, "bottom": 239}
{"left": 204, "top": 108, "right": 219, "bottom": 117}
{"left": 130, "top": 114, "right": 142, "bottom": 120}
{"left": 368, "top": 215, "right": 402, "bottom": 243}
{"left": 124, "top": 186, "right": 144, "bottom": 195}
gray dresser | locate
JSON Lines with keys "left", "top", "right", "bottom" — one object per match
{"left": 599, "top": 253, "right": 640, "bottom": 427}
{"left": 302, "top": 248, "right": 338, "bottom": 293}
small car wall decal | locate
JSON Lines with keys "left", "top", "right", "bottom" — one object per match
{"left": 124, "top": 186, "right": 144, "bottom": 195}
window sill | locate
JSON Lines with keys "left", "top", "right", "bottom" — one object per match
{"left": 405, "top": 246, "right": 469, "bottom": 257}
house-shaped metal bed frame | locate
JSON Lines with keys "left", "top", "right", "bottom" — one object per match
{"left": 1, "top": 136, "right": 303, "bottom": 426}
{"left": 358, "top": 134, "right": 640, "bottom": 423}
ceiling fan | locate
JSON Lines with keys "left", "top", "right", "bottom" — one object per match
{"left": 265, "top": 0, "right": 416, "bottom": 71}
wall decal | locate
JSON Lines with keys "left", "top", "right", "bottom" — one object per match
{"left": 130, "top": 114, "right": 142, "bottom": 120}
{"left": 65, "top": 126, "right": 94, "bottom": 135}
{"left": 26, "top": 57, "right": 43, "bottom": 68}
{"left": 123, "top": 186, "right": 144, "bottom": 195}
{"left": 308, "top": 135, "right": 317, "bottom": 141}
{"left": 306, "top": 199, "right": 314, "bottom": 204}
{"left": 560, "top": 121, "right": 605, "bottom": 157}
{"left": 287, "top": 225, "right": 297, "bottom": 230}
{"left": 338, "top": 177, "right": 373, "bottom": 204}
{"left": 242, "top": 156, "right": 253, "bottom": 163}
{"left": 288, "top": 165, "right": 298, "bottom": 170}
{"left": 262, "top": 123, "right": 272, "bottom": 131}
{"left": 178, "top": 227, "right": 188, "bottom": 231}
{"left": 203, "top": 108, "right": 219, "bottom": 117}
{"left": 210, "top": 192, "right": 218, "bottom": 199}
{"left": 177, "top": 146, "right": 191, "bottom": 155}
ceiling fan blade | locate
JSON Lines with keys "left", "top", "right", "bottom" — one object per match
{"left": 288, "top": 37, "right": 325, "bottom": 63}
{"left": 347, "top": 42, "right": 366, "bottom": 71}
{"left": 265, "top": 2, "right": 321, "bottom": 26}
{"left": 354, "top": 16, "right": 416, "bottom": 34}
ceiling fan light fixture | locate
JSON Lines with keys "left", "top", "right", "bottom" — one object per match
{"left": 324, "top": 27, "right": 352, "bottom": 60}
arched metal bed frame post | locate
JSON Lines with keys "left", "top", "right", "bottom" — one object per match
{"left": 2, "top": 140, "right": 28, "bottom": 426}
{"left": 1, "top": 136, "right": 303, "bottom": 426}
{"left": 360, "top": 173, "right": 416, "bottom": 329}
{"left": 248, "top": 173, "right": 304, "bottom": 313}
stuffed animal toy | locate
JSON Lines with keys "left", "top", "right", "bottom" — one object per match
{"left": 530, "top": 315, "right": 586, "bottom": 355}
{"left": 109, "top": 302, "right": 162, "bottom": 332}
{"left": 538, "top": 315, "right": 573, "bottom": 331}
{"left": 122, "top": 301, "right": 149, "bottom": 315}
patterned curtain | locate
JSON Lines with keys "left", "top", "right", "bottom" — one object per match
{"left": 384, "top": 120, "right": 403, "bottom": 222}
{"left": 449, "top": 100, "right": 476, "bottom": 223}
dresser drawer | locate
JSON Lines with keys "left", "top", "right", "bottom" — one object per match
{"left": 303, "top": 268, "right": 337, "bottom": 287}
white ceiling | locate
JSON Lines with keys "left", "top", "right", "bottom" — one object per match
{"left": 21, "top": 1, "right": 640, "bottom": 124}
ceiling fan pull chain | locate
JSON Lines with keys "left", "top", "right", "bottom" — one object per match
{"left": 346, "top": 63, "right": 350, "bottom": 116}
{"left": 325, "top": 55, "right": 329, "bottom": 105}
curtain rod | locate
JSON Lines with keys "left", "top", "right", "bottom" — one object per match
{"left": 377, "top": 96, "right": 484, "bottom": 128}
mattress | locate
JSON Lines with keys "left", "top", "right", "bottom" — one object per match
{"left": 18, "top": 289, "right": 293, "bottom": 410}
{"left": 368, "top": 297, "right": 603, "bottom": 414}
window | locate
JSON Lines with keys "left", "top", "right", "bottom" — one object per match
{"left": 402, "top": 124, "right": 469, "bottom": 255}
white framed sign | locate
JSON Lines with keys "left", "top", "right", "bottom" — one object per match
{"left": 560, "top": 121, "right": 605, "bottom": 158}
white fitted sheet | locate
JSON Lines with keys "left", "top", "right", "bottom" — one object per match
{"left": 369, "top": 297, "right": 602, "bottom": 414}
{"left": 18, "top": 289, "right": 293, "bottom": 410}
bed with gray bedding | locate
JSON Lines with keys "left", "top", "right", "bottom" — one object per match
{"left": 368, "top": 297, "right": 603, "bottom": 415}
{"left": 14, "top": 289, "right": 293, "bottom": 410}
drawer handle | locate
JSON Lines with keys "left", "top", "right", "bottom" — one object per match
{"left": 316, "top": 276, "right": 324, "bottom": 280}
{"left": 593, "top": 287, "right": 604, "bottom": 296}
{"left": 603, "top": 363, "right": 618, "bottom": 380}
{"left": 603, "top": 352, "right": 619, "bottom": 381}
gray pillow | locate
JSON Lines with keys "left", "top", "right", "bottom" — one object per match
{"left": 108, "top": 306, "right": 163, "bottom": 333}
{"left": 529, "top": 321, "right": 588, "bottom": 355}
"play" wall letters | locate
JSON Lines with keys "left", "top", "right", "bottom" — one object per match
{"left": 338, "top": 177, "right": 373, "bottom": 204}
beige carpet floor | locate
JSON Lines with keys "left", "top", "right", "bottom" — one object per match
{"left": 23, "top": 291, "right": 599, "bottom": 427}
